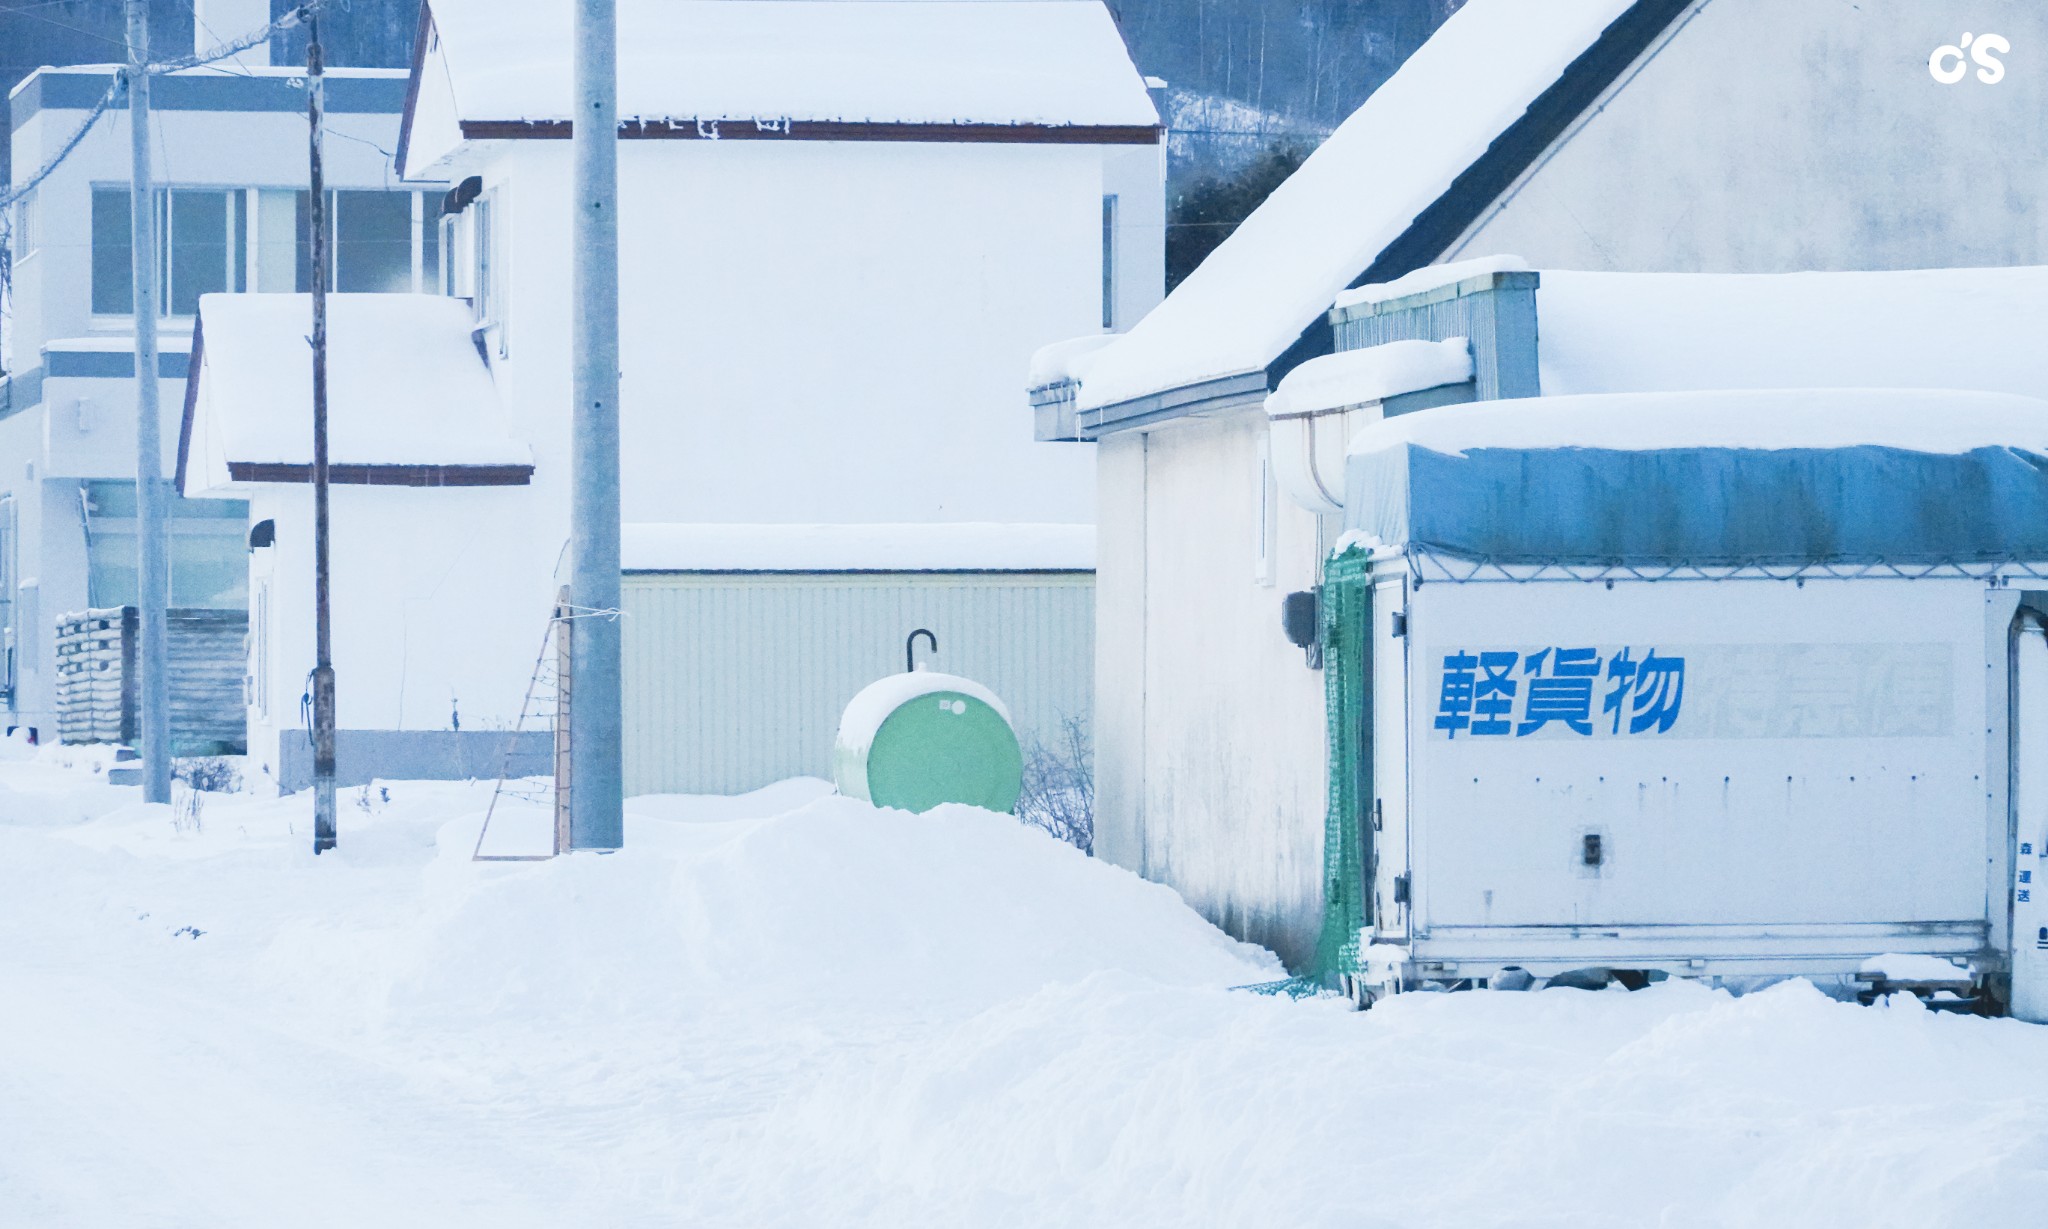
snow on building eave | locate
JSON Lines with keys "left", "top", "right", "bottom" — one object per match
{"left": 1074, "top": 0, "right": 1683, "bottom": 420}
{"left": 414, "top": 0, "right": 1159, "bottom": 142}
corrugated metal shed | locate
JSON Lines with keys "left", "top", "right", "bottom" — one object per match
{"left": 622, "top": 572, "right": 1093, "bottom": 795}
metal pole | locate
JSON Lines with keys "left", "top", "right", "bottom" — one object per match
{"left": 308, "top": 17, "right": 337, "bottom": 853}
{"left": 569, "top": 0, "right": 624, "bottom": 849}
{"left": 125, "top": 0, "right": 171, "bottom": 805}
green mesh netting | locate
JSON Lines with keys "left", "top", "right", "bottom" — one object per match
{"left": 1234, "top": 549, "right": 1374, "bottom": 998}
{"left": 1312, "top": 548, "right": 1374, "bottom": 983}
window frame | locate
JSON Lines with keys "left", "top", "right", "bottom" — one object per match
{"left": 89, "top": 185, "right": 444, "bottom": 324}
{"left": 11, "top": 189, "right": 37, "bottom": 262}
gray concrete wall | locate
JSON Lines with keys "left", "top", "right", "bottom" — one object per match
{"left": 276, "top": 729, "right": 553, "bottom": 794}
{"left": 1455, "top": 0, "right": 2048, "bottom": 272}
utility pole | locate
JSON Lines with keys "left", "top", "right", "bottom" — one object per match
{"left": 307, "top": 15, "right": 337, "bottom": 853}
{"left": 568, "top": 0, "right": 624, "bottom": 849}
{"left": 125, "top": 0, "right": 171, "bottom": 805}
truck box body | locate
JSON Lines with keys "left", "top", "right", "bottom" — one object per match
{"left": 1337, "top": 390, "right": 2048, "bottom": 1015}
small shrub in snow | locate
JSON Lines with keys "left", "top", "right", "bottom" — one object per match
{"left": 171, "top": 757, "right": 242, "bottom": 834}
{"left": 1016, "top": 715, "right": 1093, "bottom": 853}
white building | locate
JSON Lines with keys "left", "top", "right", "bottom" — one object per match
{"left": 1, "top": 5, "right": 438, "bottom": 749}
{"left": 179, "top": 293, "right": 547, "bottom": 791}
{"left": 1033, "top": 0, "right": 2048, "bottom": 965}
{"left": 385, "top": 0, "right": 1163, "bottom": 793}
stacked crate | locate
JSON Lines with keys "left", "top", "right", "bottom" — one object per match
{"left": 54, "top": 607, "right": 248, "bottom": 754}
{"left": 54, "top": 607, "right": 135, "bottom": 746}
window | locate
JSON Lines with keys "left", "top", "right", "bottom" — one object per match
{"left": 81, "top": 481, "right": 249, "bottom": 609}
{"left": 91, "top": 189, "right": 134, "bottom": 314}
{"left": 92, "top": 187, "right": 443, "bottom": 315}
{"left": 11, "top": 189, "right": 36, "bottom": 261}
{"left": 252, "top": 582, "right": 269, "bottom": 717}
{"left": 474, "top": 193, "right": 495, "bottom": 321}
{"left": 1101, "top": 194, "right": 1118, "bottom": 330}
{"left": 0, "top": 495, "right": 14, "bottom": 699}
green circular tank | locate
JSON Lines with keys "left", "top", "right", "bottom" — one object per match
{"left": 833, "top": 672, "right": 1023, "bottom": 814}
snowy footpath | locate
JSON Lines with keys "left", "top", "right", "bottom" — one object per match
{"left": 3, "top": 748, "right": 2047, "bottom": 1228}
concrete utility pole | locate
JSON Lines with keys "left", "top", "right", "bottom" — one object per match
{"left": 125, "top": 0, "right": 171, "bottom": 805}
{"left": 307, "top": 15, "right": 337, "bottom": 853}
{"left": 568, "top": 0, "right": 625, "bottom": 849}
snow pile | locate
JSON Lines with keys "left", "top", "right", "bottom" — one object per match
{"left": 1348, "top": 388, "right": 2048, "bottom": 458}
{"left": 1331, "top": 254, "right": 1532, "bottom": 312}
{"left": 1077, "top": 0, "right": 1631, "bottom": 410}
{"left": 1266, "top": 337, "right": 1472, "bottom": 419}
{"left": 621, "top": 521, "right": 1096, "bottom": 573}
{"left": 183, "top": 293, "right": 529, "bottom": 489}
{"left": 9, "top": 761, "right": 2048, "bottom": 1225}
{"left": 428, "top": 0, "right": 1159, "bottom": 129}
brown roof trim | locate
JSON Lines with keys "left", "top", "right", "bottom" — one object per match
{"left": 174, "top": 311, "right": 205, "bottom": 493}
{"left": 394, "top": 2, "right": 436, "bottom": 180}
{"left": 227, "top": 462, "right": 535, "bottom": 487}
{"left": 459, "top": 118, "right": 1164, "bottom": 146}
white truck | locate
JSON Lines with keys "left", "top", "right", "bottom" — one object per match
{"left": 1336, "top": 390, "right": 2048, "bottom": 1019}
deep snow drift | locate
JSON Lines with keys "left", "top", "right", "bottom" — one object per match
{"left": 2, "top": 749, "right": 2046, "bottom": 1227}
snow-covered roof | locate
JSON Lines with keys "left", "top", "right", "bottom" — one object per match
{"left": 422, "top": 0, "right": 1156, "bottom": 129}
{"left": 1536, "top": 266, "right": 2048, "bottom": 399}
{"left": 1332, "top": 255, "right": 1532, "bottom": 313}
{"left": 622, "top": 522, "right": 1095, "bottom": 573}
{"left": 1344, "top": 389, "right": 2048, "bottom": 567}
{"left": 1076, "top": 0, "right": 1634, "bottom": 412}
{"left": 1027, "top": 334, "right": 1120, "bottom": 391}
{"left": 1266, "top": 338, "right": 1472, "bottom": 419}
{"left": 179, "top": 294, "right": 531, "bottom": 494}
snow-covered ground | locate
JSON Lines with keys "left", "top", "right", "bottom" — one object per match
{"left": 3, "top": 747, "right": 2046, "bottom": 1227}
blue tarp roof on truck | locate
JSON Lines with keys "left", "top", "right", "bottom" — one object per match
{"left": 1344, "top": 389, "right": 2048, "bottom": 568}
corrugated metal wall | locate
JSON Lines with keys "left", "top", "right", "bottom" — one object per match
{"left": 621, "top": 571, "right": 1094, "bottom": 796}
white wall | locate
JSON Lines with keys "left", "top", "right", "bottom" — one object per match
{"left": 1095, "top": 411, "right": 1331, "bottom": 968}
{"left": 242, "top": 481, "right": 558, "bottom": 788}
{"left": 5, "top": 75, "right": 423, "bottom": 736}
{"left": 1454, "top": 0, "right": 2048, "bottom": 272}
{"left": 479, "top": 138, "right": 1110, "bottom": 536}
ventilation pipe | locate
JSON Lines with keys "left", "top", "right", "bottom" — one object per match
{"left": 1264, "top": 338, "right": 1473, "bottom": 515}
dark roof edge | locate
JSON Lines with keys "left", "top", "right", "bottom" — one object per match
{"left": 226, "top": 462, "right": 534, "bottom": 487}
{"left": 175, "top": 312, "right": 206, "bottom": 493}
{"left": 1352, "top": 0, "right": 1693, "bottom": 289}
{"left": 394, "top": 1, "right": 435, "bottom": 180}
{"left": 1080, "top": 0, "right": 1692, "bottom": 431}
{"left": 460, "top": 119, "right": 1163, "bottom": 146}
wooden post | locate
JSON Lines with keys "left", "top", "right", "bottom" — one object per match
{"left": 308, "top": 15, "right": 338, "bottom": 853}
{"left": 553, "top": 587, "right": 573, "bottom": 855}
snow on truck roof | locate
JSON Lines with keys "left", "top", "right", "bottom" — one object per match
{"left": 1536, "top": 266, "right": 2048, "bottom": 401}
{"left": 1075, "top": 0, "right": 1635, "bottom": 412}
{"left": 178, "top": 294, "right": 531, "bottom": 494}
{"left": 420, "top": 0, "right": 1158, "bottom": 129}
{"left": 1344, "top": 389, "right": 2048, "bottom": 568}
{"left": 1348, "top": 389, "right": 2048, "bottom": 458}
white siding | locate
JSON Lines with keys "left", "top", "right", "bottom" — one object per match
{"left": 621, "top": 572, "right": 1093, "bottom": 795}
{"left": 1102, "top": 412, "right": 1331, "bottom": 968}
{"left": 1453, "top": 0, "right": 2048, "bottom": 272}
